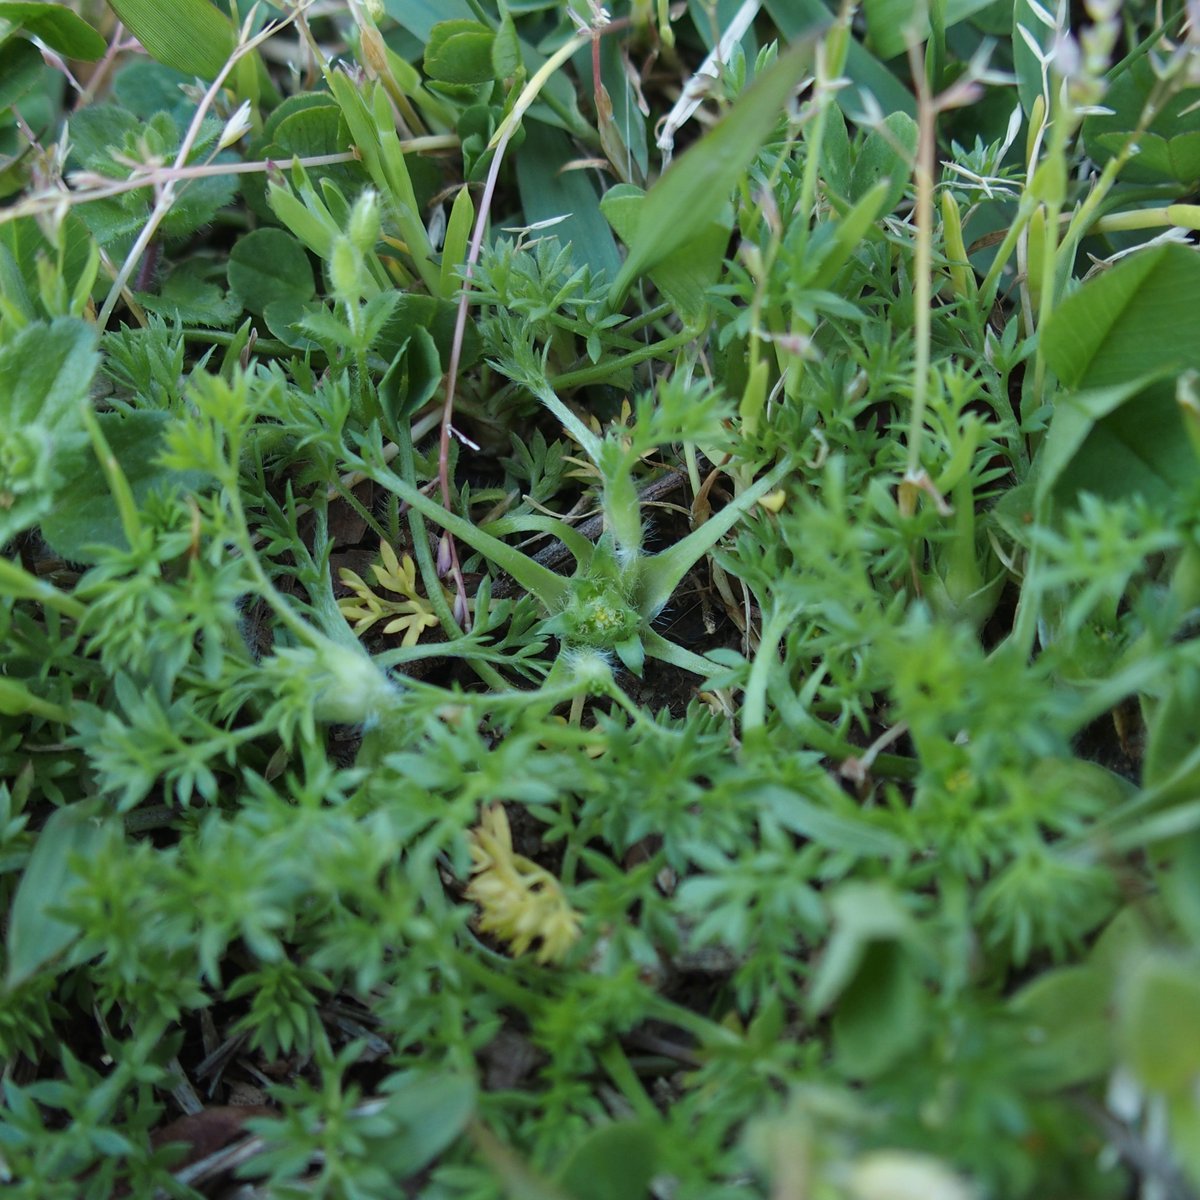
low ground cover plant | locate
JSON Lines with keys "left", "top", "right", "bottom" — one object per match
{"left": 3, "top": 0, "right": 1200, "bottom": 1195}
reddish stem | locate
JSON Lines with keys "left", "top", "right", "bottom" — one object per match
{"left": 436, "top": 117, "right": 518, "bottom": 630}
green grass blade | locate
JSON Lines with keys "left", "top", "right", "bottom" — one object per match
{"left": 516, "top": 123, "right": 620, "bottom": 279}
{"left": 372, "top": 468, "right": 571, "bottom": 613}
{"left": 607, "top": 36, "right": 821, "bottom": 306}
{"left": 640, "top": 629, "right": 723, "bottom": 678}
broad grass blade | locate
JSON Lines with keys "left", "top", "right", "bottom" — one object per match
{"left": 607, "top": 33, "right": 821, "bottom": 306}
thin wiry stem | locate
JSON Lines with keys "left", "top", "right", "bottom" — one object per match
{"left": 435, "top": 24, "right": 600, "bottom": 625}
{"left": 2, "top": 140, "right": 450, "bottom": 226}
{"left": 96, "top": 5, "right": 309, "bottom": 327}
{"left": 901, "top": 38, "right": 937, "bottom": 506}
{"left": 73, "top": 22, "right": 135, "bottom": 111}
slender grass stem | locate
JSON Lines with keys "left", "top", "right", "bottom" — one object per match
{"left": 902, "top": 40, "right": 937, "bottom": 500}
{"left": 435, "top": 29, "right": 597, "bottom": 625}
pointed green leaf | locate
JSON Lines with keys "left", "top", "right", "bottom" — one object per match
{"left": 374, "top": 1071, "right": 476, "bottom": 1175}
{"left": 601, "top": 183, "right": 729, "bottom": 322}
{"left": 1035, "top": 373, "right": 1172, "bottom": 506}
{"left": 608, "top": 37, "right": 821, "bottom": 305}
{"left": 832, "top": 940, "right": 926, "bottom": 1078}
{"left": 807, "top": 178, "right": 891, "bottom": 290}
{"left": 491, "top": 10, "right": 520, "bottom": 79}
{"left": 267, "top": 179, "right": 337, "bottom": 261}
{"left": 1083, "top": 57, "right": 1200, "bottom": 186}
{"left": 640, "top": 629, "right": 725, "bottom": 678}
{"left": 106, "top": 0, "right": 235, "bottom": 80}
{"left": 1037, "top": 247, "right": 1200, "bottom": 509}
{"left": 0, "top": 2, "right": 106, "bottom": 60}
{"left": 808, "top": 882, "right": 916, "bottom": 1016}
{"left": 7, "top": 806, "right": 106, "bottom": 988}
{"left": 1047, "top": 381, "right": 1195, "bottom": 508}
{"left": 0, "top": 37, "right": 46, "bottom": 110}
{"left": 848, "top": 112, "right": 917, "bottom": 216}
{"left": 377, "top": 470, "right": 570, "bottom": 612}
{"left": 759, "top": 785, "right": 906, "bottom": 858}
{"left": 379, "top": 326, "right": 442, "bottom": 422}
{"left": 614, "top": 635, "right": 645, "bottom": 677}
{"left": 439, "top": 183, "right": 474, "bottom": 298}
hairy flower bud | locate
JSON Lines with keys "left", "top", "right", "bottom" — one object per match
{"left": 347, "top": 189, "right": 381, "bottom": 254}
{"left": 329, "top": 235, "right": 364, "bottom": 301}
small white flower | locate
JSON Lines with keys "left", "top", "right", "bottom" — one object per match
{"left": 218, "top": 101, "right": 253, "bottom": 151}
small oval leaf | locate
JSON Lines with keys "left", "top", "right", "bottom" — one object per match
{"left": 228, "top": 227, "right": 315, "bottom": 317}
